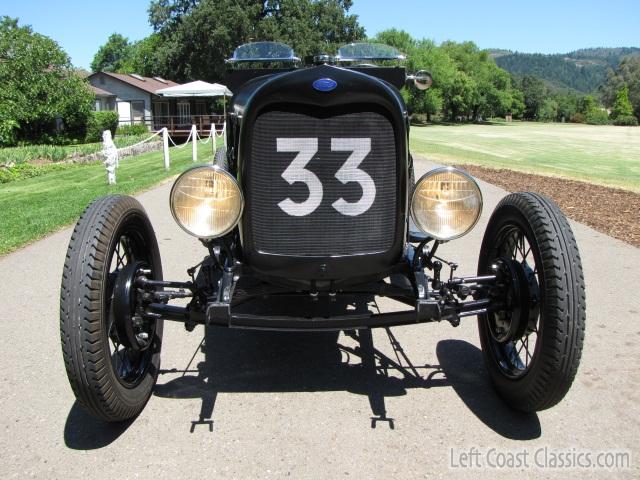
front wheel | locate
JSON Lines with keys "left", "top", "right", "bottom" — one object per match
{"left": 60, "top": 195, "right": 163, "bottom": 422}
{"left": 478, "top": 192, "right": 585, "bottom": 412}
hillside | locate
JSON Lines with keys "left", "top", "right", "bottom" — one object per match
{"left": 490, "top": 47, "right": 640, "bottom": 93}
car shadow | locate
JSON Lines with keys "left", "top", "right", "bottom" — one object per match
{"left": 64, "top": 401, "right": 134, "bottom": 450}
{"left": 63, "top": 299, "right": 540, "bottom": 449}
{"left": 152, "top": 305, "right": 540, "bottom": 439}
{"left": 154, "top": 326, "right": 446, "bottom": 432}
{"left": 436, "top": 339, "right": 541, "bottom": 440}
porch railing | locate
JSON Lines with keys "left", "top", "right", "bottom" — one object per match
{"left": 118, "top": 115, "right": 226, "bottom": 133}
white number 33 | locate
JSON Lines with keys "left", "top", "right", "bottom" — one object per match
{"left": 277, "top": 137, "right": 376, "bottom": 217}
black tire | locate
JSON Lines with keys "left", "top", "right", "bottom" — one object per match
{"left": 60, "top": 195, "right": 163, "bottom": 422}
{"left": 478, "top": 192, "right": 585, "bottom": 412}
{"left": 214, "top": 145, "right": 228, "bottom": 170}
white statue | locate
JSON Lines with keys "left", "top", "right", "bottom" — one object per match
{"left": 102, "top": 130, "right": 119, "bottom": 185}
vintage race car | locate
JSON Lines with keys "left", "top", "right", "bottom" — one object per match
{"left": 60, "top": 42, "right": 585, "bottom": 422}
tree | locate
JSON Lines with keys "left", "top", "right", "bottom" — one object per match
{"left": 0, "top": 17, "right": 93, "bottom": 145}
{"left": 91, "top": 33, "right": 163, "bottom": 76}
{"left": 373, "top": 28, "right": 415, "bottom": 53}
{"left": 126, "top": 34, "right": 163, "bottom": 76}
{"left": 412, "top": 40, "right": 456, "bottom": 121}
{"left": 371, "top": 32, "right": 516, "bottom": 122}
{"left": 510, "top": 89, "right": 526, "bottom": 118}
{"left": 600, "top": 56, "right": 640, "bottom": 119}
{"left": 611, "top": 85, "right": 634, "bottom": 119}
{"left": 494, "top": 51, "right": 607, "bottom": 93}
{"left": 147, "top": 0, "right": 365, "bottom": 82}
{"left": 554, "top": 91, "right": 579, "bottom": 122}
{"left": 438, "top": 41, "right": 516, "bottom": 121}
{"left": 372, "top": 32, "right": 453, "bottom": 121}
{"left": 579, "top": 95, "right": 597, "bottom": 115}
{"left": 577, "top": 94, "right": 609, "bottom": 124}
{"left": 439, "top": 41, "right": 480, "bottom": 120}
{"left": 519, "top": 75, "right": 547, "bottom": 120}
{"left": 538, "top": 98, "right": 558, "bottom": 122}
{"left": 90, "top": 33, "right": 132, "bottom": 72}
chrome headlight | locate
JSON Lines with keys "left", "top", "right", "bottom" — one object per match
{"left": 170, "top": 166, "right": 244, "bottom": 238}
{"left": 411, "top": 167, "right": 482, "bottom": 241}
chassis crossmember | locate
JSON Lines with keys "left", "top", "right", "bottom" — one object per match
{"left": 120, "top": 240, "right": 510, "bottom": 332}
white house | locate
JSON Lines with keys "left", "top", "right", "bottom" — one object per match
{"left": 88, "top": 72, "right": 178, "bottom": 127}
{"left": 87, "top": 72, "right": 228, "bottom": 135}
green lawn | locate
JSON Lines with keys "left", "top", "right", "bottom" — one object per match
{"left": 0, "top": 133, "right": 152, "bottom": 165}
{"left": 0, "top": 144, "right": 217, "bottom": 254}
{"left": 410, "top": 122, "right": 640, "bottom": 192}
{"left": 3, "top": 121, "right": 639, "bottom": 255}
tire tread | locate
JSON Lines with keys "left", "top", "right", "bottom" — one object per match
{"left": 60, "top": 195, "right": 161, "bottom": 421}
{"left": 479, "top": 192, "right": 586, "bottom": 411}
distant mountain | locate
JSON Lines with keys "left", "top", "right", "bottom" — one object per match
{"left": 489, "top": 47, "right": 640, "bottom": 93}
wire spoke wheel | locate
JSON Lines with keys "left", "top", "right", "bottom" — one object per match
{"left": 477, "top": 192, "right": 585, "bottom": 412}
{"left": 106, "top": 232, "right": 155, "bottom": 387}
{"left": 60, "top": 195, "right": 163, "bottom": 422}
{"left": 487, "top": 227, "right": 541, "bottom": 378}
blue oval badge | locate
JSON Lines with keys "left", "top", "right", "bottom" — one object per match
{"left": 313, "top": 78, "right": 337, "bottom": 92}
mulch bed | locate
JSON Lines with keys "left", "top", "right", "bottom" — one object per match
{"left": 457, "top": 164, "right": 640, "bottom": 248}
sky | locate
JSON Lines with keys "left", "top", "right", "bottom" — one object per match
{"left": 2, "top": 0, "right": 639, "bottom": 69}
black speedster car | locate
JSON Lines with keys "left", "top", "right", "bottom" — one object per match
{"left": 60, "top": 42, "right": 585, "bottom": 422}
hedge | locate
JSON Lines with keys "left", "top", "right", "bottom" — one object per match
{"left": 85, "top": 111, "right": 119, "bottom": 142}
{"left": 116, "top": 123, "right": 149, "bottom": 136}
{"left": 613, "top": 115, "right": 638, "bottom": 126}
{"left": 585, "top": 109, "right": 610, "bottom": 125}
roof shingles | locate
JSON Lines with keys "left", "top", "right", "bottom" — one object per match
{"left": 90, "top": 84, "right": 115, "bottom": 96}
{"left": 89, "top": 72, "right": 180, "bottom": 95}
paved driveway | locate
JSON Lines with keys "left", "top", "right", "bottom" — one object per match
{"left": 1, "top": 157, "right": 638, "bottom": 479}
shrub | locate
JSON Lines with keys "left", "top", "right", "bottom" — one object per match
{"left": 585, "top": 109, "right": 610, "bottom": 125}
{"left": 116, "top": 123, "right": 149, "bottom": 136}
{"left": 410, "top": 113, "right": 429, "bottom": 125}
{"left": 0, "top": 134, "right": 153, "bottom": 167}
{"left": 0, "top": 119, "right": 19, "bottom": 147}
{"left": 0, "top": 162, "right": 73, "bottom": 183}
{"left": 538, "top": 99, "right": 559, "bottom": 122}
{"left": 0, "top": 144, "right": 70, "bottom": 165}
{"left": 613, "top": 115, "right": 638, "bottom": 126}
{"left": 0, "top": 163, "right": 39, "bottom": 183}
{"left": 85, "top": 111, "right": 119, "bottom": 142}
{"left": 569, "top": 113, "right": 585, "bottom": 123}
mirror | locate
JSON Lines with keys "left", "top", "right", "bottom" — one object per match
{"left": 410, "top": 70, "right": 433, "bottom": 90}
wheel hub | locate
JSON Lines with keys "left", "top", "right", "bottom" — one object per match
{"left": 111, "top": 261, "right": 155, "bottom": 351}
{"left": 488, "top": 257, "right": 534, "bottom": 343}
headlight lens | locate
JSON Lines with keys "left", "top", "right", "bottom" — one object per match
{"left": 411, "top": 167, "right": 482, "bottom": 241}
{"left": 170, "top": 166, "right": 243, "bottom": 238}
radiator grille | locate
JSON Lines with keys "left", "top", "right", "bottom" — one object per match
{"left": 248, "top": 110, "right": 397, "bottom": 256}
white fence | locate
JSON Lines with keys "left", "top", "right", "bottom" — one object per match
{"left": 102, "top": 123, "right": 226, "bottom": 184}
